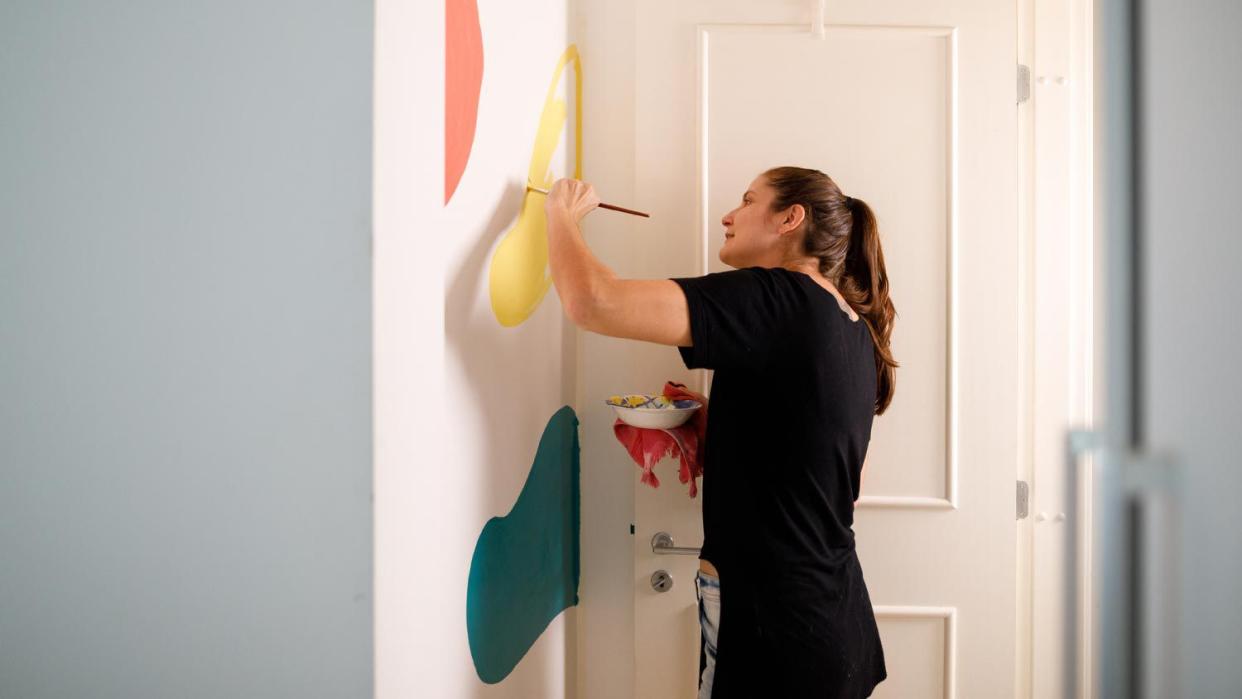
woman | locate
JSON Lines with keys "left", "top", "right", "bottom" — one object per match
{"left": 544, "top": 166, "right": 897, "bottom": 698}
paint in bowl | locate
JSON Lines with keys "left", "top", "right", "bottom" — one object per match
{"left": 605, "top": 394, "right": 701, "bottom": 429}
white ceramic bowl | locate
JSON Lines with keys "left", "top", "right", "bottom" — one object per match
{"left": 604, "top": 394, "right": 702, "bottom": 429}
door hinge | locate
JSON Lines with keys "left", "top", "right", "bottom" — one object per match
{"left": 1017, "top": 480, "right": 1029, "bottom": 519}
{"left": 1017, "top": 64, "right": 1031, "bottom": 104}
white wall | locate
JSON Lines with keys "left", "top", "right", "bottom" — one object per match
{"left": 0, "top": 2, "right": 373, "bottom": 697}
{"left": 568, "top": 0, "right": 641, "bottom": 696}
{"left": 375, "top": 0, "right": 580, "bottom": 696}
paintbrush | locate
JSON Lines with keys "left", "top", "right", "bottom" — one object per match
{"left": 526, "top": 182, "right": 650, "bottom": 218}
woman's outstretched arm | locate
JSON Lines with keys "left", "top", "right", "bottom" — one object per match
{"left": 544, "top": 178, "right": 691, "bottom": 347}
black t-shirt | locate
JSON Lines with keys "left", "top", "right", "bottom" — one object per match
{"left": 670, "top": 266, "right": 887, "bottom": 697}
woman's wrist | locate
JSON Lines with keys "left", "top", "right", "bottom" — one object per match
{"left": 545, "top": 202, "right": 577, "bottom": 227}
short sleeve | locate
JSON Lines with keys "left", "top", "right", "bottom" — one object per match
{"left": 669, "top": 267, "right": 798, "bottom": 371}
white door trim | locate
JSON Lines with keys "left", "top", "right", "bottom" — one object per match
{"left": 1017, "top": 0, "right": 1096, "bottom": 695}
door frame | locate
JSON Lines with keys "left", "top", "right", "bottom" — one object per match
{"left": 567, "top": 0, "right": 1098, "bottom": 694}
{"left": 1016, "top": 0, "right": 1097, "bottom": 695}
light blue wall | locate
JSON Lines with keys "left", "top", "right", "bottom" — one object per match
{"left": 1142, "top": 0, "right": 1242, "bottom": 695}
{"left": 0, "top": 3, "right": 373, "bottom": 697}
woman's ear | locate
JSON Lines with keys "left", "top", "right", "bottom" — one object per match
{"left": 779, "top": 203, "right": 806, "bottom": 235}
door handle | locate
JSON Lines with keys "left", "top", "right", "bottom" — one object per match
{"left": 1065, "top": 430, "right": 1180, "bottom": 699}
{"left": 650, "top": 531, "right": 701, "bottom": 556}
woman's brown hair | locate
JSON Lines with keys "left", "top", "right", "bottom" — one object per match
{"left": 764, "top": 166, "right": 899, "bottom": 415}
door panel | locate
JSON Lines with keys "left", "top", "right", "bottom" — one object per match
{"left": 702, "top": 25, "right": 955, "bottom": 508}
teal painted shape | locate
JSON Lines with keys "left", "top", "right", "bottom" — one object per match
{"left": 467, "top": 405, "right": 580, "bottom": 684}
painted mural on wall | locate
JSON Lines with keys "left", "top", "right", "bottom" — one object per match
{"left": 488, "top": 44, "right": 582, "bottom": 327}
{"left": 447, "top": 4, "right": 584, "bottom": 685}
{"left": 445, "top": 0, "right": 483, "bottom": 204}
{"left": 466, "top": 406, "right": 581, "bottom": 683}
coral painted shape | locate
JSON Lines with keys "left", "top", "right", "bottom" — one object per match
{"left": 445, "top": 0, "right": 483, "bottom": 204}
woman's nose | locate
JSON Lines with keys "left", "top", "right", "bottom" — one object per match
{"left": 721, "top": 211, "right": 733, "bottom": 227}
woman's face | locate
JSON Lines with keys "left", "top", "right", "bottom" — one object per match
{"left": 719, "top": 175, "right": 800, "bottom": 268}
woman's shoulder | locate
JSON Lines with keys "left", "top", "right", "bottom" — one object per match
{"left": 699, "top": 265, "right": 807, "bottom": 290}
{"left": 722, "top": 267, "right": 811, "bottom": 310}
{"left": 735, "top": 265, "right": 822, "bottom": 292}
{"left": 679, "top": 265, "right": 805, "bottom": 299}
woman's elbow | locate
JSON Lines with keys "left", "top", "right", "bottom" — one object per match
{"left": 564, "top": 292, "right": 598, "bottom": 330}
{"left": 564, "top": 276, "right": 619, "bottom": 333}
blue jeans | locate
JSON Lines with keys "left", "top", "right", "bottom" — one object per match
{"left": 695, "top": 569, "right": 721, "bottom": 699}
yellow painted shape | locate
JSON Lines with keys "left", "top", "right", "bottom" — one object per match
{"left": 488, "top": 45, "right": 583, "bottom": 327}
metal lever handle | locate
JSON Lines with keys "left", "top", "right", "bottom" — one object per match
{"left": 651, "top": 531, "right": 701, "bottom": 556}
{"left": 1067, "top": 430, "right": 1180, "bottom": 699}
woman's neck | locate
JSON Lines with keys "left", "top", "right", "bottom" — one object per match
{"left": 779, "top": 260, "right": 858, "bottom": 321}
{"left": 780, "top": 258, "right": 826, "bottom": 284}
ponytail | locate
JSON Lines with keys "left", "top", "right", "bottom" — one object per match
{"left": 840, "top": 197, "right": 898, "bottom": 415}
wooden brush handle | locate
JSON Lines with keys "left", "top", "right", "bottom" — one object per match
{"left": 597, "top": 202, "right": 650, "bottom": 218}
{"left": 528, "top": 185, "right": 649, "bottom": 218}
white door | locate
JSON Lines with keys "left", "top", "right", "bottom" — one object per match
{"left": 614, "top": 1, "right": 1020, "bottom": 697}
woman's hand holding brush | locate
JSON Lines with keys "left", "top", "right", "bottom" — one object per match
{"left": 535, "top": 178, "right": 650, "bottom": 220}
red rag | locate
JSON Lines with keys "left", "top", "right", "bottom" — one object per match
{"left": 612, "top": 381, "right": 709, "bottom": 497}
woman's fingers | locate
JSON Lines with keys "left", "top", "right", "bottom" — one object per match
{"left": 546, "top": 178, "right": 600, "bottom": 221}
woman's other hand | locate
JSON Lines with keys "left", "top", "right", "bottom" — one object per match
{"left": 663, "top": 380, "right": 709, "bottom": 467}
{"left": 545, "top": 178, "right": 600, "bottom": 223}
